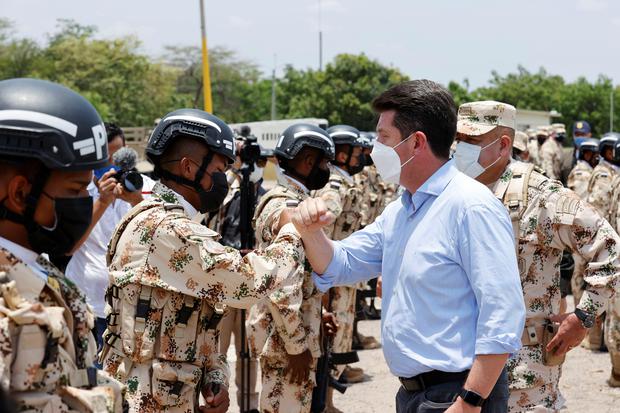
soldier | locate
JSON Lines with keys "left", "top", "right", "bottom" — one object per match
{"left": 571, "top": 120, "right": 593, "bottom": 167}
{"left": 99, "top": 109, "right": 306, "bottom": 413}
{"left": 605, "top": 139, "right": 620, "bottom": 387}
{"left": 539, "top": 125, "right": 563, "bottom": 180}
{"left": 246, "top": 123, "right": 335, "bottom": 413}
{"left": 512, "top": 131, "right": 530, "bottom": 162}
{"left": 0, "top": 78, "right": 125, "bottom": 412}
{"left": 567, "top": 139, "right": 599, "bottom": 200}
{"left": 314, "top": 124, "right": 367, "bottom": 409}
{"left": 587, "top": 133, "right": 620, "bottom": 216}
{"left": 526, "top": 128, "right": 540, "bottom": 166}
{"left": 454, "top": 100, "right": 620, "bottom": 412}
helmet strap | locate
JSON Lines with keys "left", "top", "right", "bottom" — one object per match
{"left": 155, "top": 151, "right": 214, "bottom": 194}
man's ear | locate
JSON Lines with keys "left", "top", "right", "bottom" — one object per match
{"left": 5, "top": 175, "right": 32, "bottom": 214}
{"left": 179, "top": 157, "right": 195, "bottom": 180}
{"left": 500, "top": 135, "right": 513, "bottom": 156}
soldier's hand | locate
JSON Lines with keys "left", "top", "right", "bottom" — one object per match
{"left": 95, "top": 169, "right": 118, "bottom": 206}
{"left": 322, "top": 312, "right": 339, "bottom": 337}
{"left": 199, "top": 383, "right": 229, "bottom": 413}
{"left": 376, "top": 276, "right": 383, "bottom": 298}
{"left": 284, "top": 348, "right": 313, "bottom": 385}
{"left": 290, "top": 197, "right": 335, "bottom": 235}
{"left": 546, "top": 312, "right": 587, "bottom": 356}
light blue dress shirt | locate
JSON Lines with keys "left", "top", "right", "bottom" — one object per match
{"left": 314, "top": 160, "right": 525, "bottom": 378}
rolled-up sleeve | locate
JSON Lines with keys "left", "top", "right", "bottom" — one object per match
{"left": 459, "top": 202, "right": 525, "bottom": 355}
{"left": 312, "top": 214, "right": 385, "bottom": 292}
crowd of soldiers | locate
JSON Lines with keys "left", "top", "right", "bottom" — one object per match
{"left": 0, "top": 76, "right": 619, "bottom": 413}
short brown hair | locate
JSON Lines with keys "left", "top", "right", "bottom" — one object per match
{"left": 372, "top": 80, "right": 457, "bottom": 159}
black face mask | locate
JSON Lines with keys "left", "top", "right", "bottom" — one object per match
{"left": 197, "top": 171, "right": 229, "bottom": 213}
{"left": 537, "top": 137, "right": 546, "bottom": 146}
{"left": 348, "top": 153, "right": 366, "bottom": 175}
{"left": 365, "top": 154, "right": 374, "bottom": 166}
{"left": 28, "top": 195, "right": 93, "bottom": 256}
{"left": 0, "top": 193, "right": 93, "bottom": 256}
{"left": 306, "top": 165, "right": 331, "bottom": 190}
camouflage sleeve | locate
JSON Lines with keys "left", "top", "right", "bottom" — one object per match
{"left": 256, "top": 197, "right": 310, "bottom": 355}
{"left": 553, "top": 191, "right": 620, "bottom": 316}
{"left": 203, "top": 352, "right": 230, "bottom": 388}
{"left": 150, "top": 217, "right": 303, "bottom": 310}
{"left": 587, "top": 173, "right": 614, "bottom": 217}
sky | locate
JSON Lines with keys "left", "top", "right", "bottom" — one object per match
{"left": 3, "top": 0, "right": 620, "bottom": 88}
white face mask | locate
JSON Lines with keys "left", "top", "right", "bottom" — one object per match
{"left": 249, "top": 164, "right": 264, "bottom": 183}
{"left": 453, "top": 138, "right": 501, "bottom": 178}
{"left": 370, "top": 135, "right": 415, "bottom": 184}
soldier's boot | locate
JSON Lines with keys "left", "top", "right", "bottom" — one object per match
{"left": 360, "top": 333, "right": 381, "bottom": 349}
{"left": 339, "top": 365, "right": 364, "bottom": 384}
{"left": 608, "top": 368, "right": 620, "bottom": 387}
{"left": 582, "top": 315, "right": 606, "bottom": 351}
{"left": 325, "top": 388, "right": 344, "bottom": 413}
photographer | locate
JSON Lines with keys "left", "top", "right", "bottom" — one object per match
{"left": 66, "top": 122, "right": 152, "bottom": 357}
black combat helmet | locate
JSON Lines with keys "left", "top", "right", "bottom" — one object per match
{"left": 0, "top": 78, "right": 108, "bottom": 170}
{"left": 599, "top": 133, "right": 619, "bottom": 162}
{"left": 146, "top": 108, "right": 236, "bottom": 166}
{"left": 578, "top": 138, "right": 599, "bottom": 158}
{"left": 327, "top": 124, "right": 361, "bottom": 146}
{"left": 275, "top": 123, "right": 335, "bottom": 161}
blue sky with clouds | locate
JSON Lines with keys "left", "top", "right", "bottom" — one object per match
{"left": 4, "top": 0, "right": 620, "bottom": 88}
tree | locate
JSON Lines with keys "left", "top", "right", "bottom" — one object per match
{"left": 162, "top": 45, "right": 271, "bottom": 123}
{"left": 278, "top": 53, "right": 409, "bottom": 130}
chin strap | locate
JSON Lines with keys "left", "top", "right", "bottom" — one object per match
{"left": 154, "top": 152, "right": 214, "bottom": 194}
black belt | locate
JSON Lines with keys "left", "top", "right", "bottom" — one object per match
{"left": 399, "top": 369, "right": 470, "bottom": 392}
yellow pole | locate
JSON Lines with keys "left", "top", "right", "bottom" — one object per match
{"left": 199, "top": 0, "right": 213, "bottom": 113}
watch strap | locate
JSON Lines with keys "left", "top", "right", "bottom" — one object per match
{"left": 458, "top": 389, "right": 485, "bottom": 407}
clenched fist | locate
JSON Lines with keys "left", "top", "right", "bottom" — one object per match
{"left": 290, "top": 197, "right": 335, "bottom": 235}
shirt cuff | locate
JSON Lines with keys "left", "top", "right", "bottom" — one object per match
{"left": 311, "top": 242, "right": 344, "bottom": 293}
{"left": 475, "top": 335, "right": 522, "bottom": 355}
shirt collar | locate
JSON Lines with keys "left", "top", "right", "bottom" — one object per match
{"left": 330, "top": 165, "right": 354, "bottom": 185}
{"left": 279, "top": 173, "right": 310, "bottom": 195}
{"left": 152, "top": 182, "right": 198, "bottom": 217}
{"left": 401, "top": 160, "right": 458, "bottom": 212}
{"left": 0, "top": 237, "right": 48, "bottom": 285}
{"left": 600, "top": 159, "right": 620, "bottom": 173}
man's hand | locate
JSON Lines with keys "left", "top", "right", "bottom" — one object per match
{"left": 95, "top": 169, "right": 118, "bottom": 206}
{"left": 546, "top": 312, "right": 588, "bottom": 356}
{"left": 322, "top": 312, "right": 339, "bottom": 337}
{"left": 284, "top": 349, "right": 313, "bottom": 385}
{"left": 198, "top": 383, "right": 229, "bottom": 413}
{"left": 114, "top": 184, "right": 143, "bottom": 206}
{"left": 376, "top": 276, "right": 383, "bottom": 298}
{"left": 445, "top": 397, "right": 481, "bottom": 413}
{"left": 290, "top": 197, "right": 335, "bottom": 235}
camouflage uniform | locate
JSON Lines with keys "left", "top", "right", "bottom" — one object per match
{"left": 355, "top": 165, "right": 384, "bottom": 228}
{"left": 100, "top": 182, "right": 304, "bottom": 413}
{"left": 539, "top": 138, "right": 563, "bottom": 181}
{"left": 586, "top": 159, "right": 617, "bottom": 217}
{"left": 606, "top": 174, "right": 620, "bottom": 384}
{"left": 527, "top": 139, "right": 540, "bottom": 167}
{"left": 567, "top": 159, "right": 595, "bottom": 303}
{"left": 491, "top": 161, "right": 620, "bottom": 412}
{"left": 247, "top": 174, "right": 322, "bottom": 413}
{"left": 0, "top": 244, "right": 125, "bottom": 413}
{"left": 314, "top": 166, "right": 363, "bottom": 377}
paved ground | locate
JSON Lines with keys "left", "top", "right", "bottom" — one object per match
{"left": 225, "top": 302, "right": 620, "bottom": 412}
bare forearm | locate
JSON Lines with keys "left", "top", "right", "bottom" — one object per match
{"left": 462, "top": 353, "right": 508, "bottom": 398}
{"left": 300, "top": 229, "right": 334, "bottom": 275}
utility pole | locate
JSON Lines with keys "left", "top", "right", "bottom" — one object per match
{"left": 318, "top": 0, "right": 323, "bottom": 71}
{"left": 271, "top": 54, "right": 277, "bottom": 120}
{"left": 199, "top": 0, "right": 213, "bottom": 113}
{"left": 611, "top": 87, "right": 615, "bottom": 132}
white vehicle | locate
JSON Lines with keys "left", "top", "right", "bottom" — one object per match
{"left": 229, "top": 118, "right": 329, "bottom": 150}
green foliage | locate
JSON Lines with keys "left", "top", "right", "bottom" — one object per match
{"left": 277, "top": 53, "right": 410, "bottom": 131}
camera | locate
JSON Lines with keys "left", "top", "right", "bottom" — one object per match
{"left": 237, "top": 126, "right": 262, "bottom": 166}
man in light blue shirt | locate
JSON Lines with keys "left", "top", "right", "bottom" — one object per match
{"left": 289, "top": 80, "right": 525, "bottom": 413}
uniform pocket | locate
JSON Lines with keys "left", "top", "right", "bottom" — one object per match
{"left": 151, "top": 360, "right": 202, "bottom": 407}
{"left": 158, "top": 292, "right": 200, "bottom": 361}
{"left": 10, "top": 324, "right": 48, "bottom": 391}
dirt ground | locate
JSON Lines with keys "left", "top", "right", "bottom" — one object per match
{"left": 225, "top": 303, "right": 620, "bottom": 412}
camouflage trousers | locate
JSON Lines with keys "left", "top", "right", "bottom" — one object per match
{"left": 507, "top": 344, "right": 565, "bottom": 412}
{"left": 605, "top": 294, "right": 620, "bottom": 376}
{"left": 330, "top": 286, "right": 356, "bottom": 378}
{"left": 259, "top": 357, "right": 317, "bottom": 413}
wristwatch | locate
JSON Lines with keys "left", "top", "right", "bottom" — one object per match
{"left": 457, "top": 388, "right": 486, "bottom": 407}
{"left": 574, "top": 308, "right": 595, "bottom": 329}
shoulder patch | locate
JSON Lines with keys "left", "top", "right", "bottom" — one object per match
{"left": 555, "top": 193, "right": 580, "bottom": 225}
{"left": 173, "top": 218, "right": 219, "bottom": 240}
